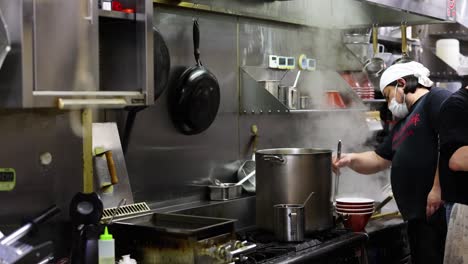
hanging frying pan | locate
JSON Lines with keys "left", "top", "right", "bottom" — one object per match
{"left": 168, "top": 19, "right": 220, "bottom": 135}
{"left": 154, "top": 27, "right": 171, "bottom": 100}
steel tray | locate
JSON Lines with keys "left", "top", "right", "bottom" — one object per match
{"left": 112, "top": 213, "right": 236, "bottom": 240}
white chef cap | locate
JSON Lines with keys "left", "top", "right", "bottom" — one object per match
{"left": 379, "top": 61, "right": 434, "bottom": 93}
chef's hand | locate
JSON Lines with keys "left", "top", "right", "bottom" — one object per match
{"left": 332, "top": 153, "right": 352, "bottom": 174}
{"left": 426, "top": 186, "right": 443, "bottom": 218}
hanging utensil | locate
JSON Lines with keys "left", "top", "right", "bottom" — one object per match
{"left": 237, "top": 126, "right": 257, "bottom": 192}
{"left": 393, "top": 22, "right": 412, "bottom": 64}
{"left": 363, "top": 25, "right": 386, "bottom": 78}
{"left": 0, "top": 9, "right": 10, "bottom": 70}
{"left": 168, "top": 19, "right": 221, "bottom": 135}
{"left": 153, "top": 27, "right": 171, "bottom": 101}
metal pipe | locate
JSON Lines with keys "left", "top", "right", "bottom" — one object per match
{"left": 0, "top": 223, "right": 33, "bottom": 246}
{"left": 0, "top": 205, "right": 60, "bottom": 246}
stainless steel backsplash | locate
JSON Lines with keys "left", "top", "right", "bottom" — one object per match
{"left": 117, "top": 6, "right": 381, "bottom": 205}
{"left": 0, "top": 5, "right": 387, "bottom": 223}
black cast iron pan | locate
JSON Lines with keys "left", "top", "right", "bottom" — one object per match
{"left": 169, "top": 19, "right": 220, "bottom": 135}
{"left": 121, "top": 27, "right": 170, "bottom": 153}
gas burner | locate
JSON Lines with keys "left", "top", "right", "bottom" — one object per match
{"left": 237, "top": 228, "right": 351, "bottom": 244}
{"left": 235, "top": 228, "right": 367, "bottom": 264}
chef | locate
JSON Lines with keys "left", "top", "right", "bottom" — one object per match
{"left": 438, "top": 84, "right": 468, "bottom": 263}
{"left": 333, "top": 61, "right": 451, "bottom": 264}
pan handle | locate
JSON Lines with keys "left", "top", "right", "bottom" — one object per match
{"left": 193, "top": 19, "right": 201, "bottom": 66}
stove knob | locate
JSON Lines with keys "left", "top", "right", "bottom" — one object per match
{"left": 234, "top": 241, "right": 243, "bottom": 249}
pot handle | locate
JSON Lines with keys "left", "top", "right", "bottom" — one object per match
{"left": 289, "top": 212, "right": 297, "bottom": 235}
{"left": 262, "top": 155, "right": 286, "bottom": 164}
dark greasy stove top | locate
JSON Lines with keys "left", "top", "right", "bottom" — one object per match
{"left": 236, "top": 229, "right": 369, "bottom": 264}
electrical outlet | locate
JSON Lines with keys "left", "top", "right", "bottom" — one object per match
{"left": 269, "top": 55, "right": 279, "bottom": 69}
{"left": 286, "top": 57, "right": 296, "bottom": 70}
{"left": 307, "top": 59, "right": 316, "bottom": 71}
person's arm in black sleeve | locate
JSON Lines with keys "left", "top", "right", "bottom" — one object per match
{"left": 375, "top": 132, "right": 393, "bottom": 161}
{"left": 440, "top": 96, "right": 468, "bottom": 171}
{"left": 332, "top": 132, "right": 392, "bottom": 175}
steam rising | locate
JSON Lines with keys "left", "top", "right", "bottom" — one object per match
{"left": 292, "top": 66, "right": 391, "bottom": 205}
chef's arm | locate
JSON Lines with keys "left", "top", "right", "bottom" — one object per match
{"left": 334, "top": 151, "right": 391, "bottom": 175}
{"left": 432, "top": 165, "right": 440, "bottom": 190}
{"left": 426, "top": 164, "right": 442, "bottom": 217}
{"left": 449, "top": 146, "right": 468, "bottom": 171}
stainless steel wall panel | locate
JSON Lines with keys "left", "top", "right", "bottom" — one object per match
{"left": 0, "top": 110, "right": 83, "bottom": 224}
{"left": 122, "top": 7, "right": 239, "bottom": 203}
{"left": 238, "top": 19, "right": 363, "bottom": 75}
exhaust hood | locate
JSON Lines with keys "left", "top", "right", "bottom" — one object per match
{"left": 360, "top": 0, "right": 450, "bottom": 22}
{"left": 155, "top": 0, "right": 452, "bottom": 28}
{"left": 332, "top": 0, "right": 452, "bottom": 28}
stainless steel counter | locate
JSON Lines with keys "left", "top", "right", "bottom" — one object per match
{"left": 145, "top": 195, "right": 257, "bottom": 231}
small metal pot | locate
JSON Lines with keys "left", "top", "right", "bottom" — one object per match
{"left": 300, "top": 96, "right": 310, "bottom": 109}
{"left": 273, "top": 204, "right": 305, "bottom": 242}
{"left": 209, "top": 183, "right": 242, "bottom": 201}
{"left": 278, "top": 85, "right": 298, "bottom": 109}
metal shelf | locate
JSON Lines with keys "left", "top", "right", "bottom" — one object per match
{"left": 362, "top": 99, "right": 386, "bottom": 103}
{"left": 99, "top": 10, "right": 135, "bottom": 20}
{"left": 378, "top": 35, "right": 417, "bottom": 45}
{"left": 241, "top": 108, "right": 367, "bottom": 114}
{"left": 240, "top": 66, "right": 367, "bottom": 115}
{"left": 290, "top": 108, "right": 367, "bottom": 113}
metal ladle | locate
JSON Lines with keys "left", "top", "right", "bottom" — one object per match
{"left": 333, "top": 140, "right": 342, "bottom": 204}
{"left": 302, "top": 191, "right": 315, "bottom": 207}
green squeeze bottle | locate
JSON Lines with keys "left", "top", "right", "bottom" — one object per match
{"left": 98, "top": 227, "right": 115, "bottom": 264}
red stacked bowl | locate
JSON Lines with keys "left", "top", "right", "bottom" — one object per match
{"left": 336, "top": 197, "right": 374, "bottom": 232}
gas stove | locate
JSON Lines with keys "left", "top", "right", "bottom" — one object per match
{"left": 235, "top": 229, "right": 369, "bottom": 264}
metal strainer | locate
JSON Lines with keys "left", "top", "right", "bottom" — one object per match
{"left": 0, "top": 9, "right": 10, "bottom": 70}
{"left": 363, "top": 25, "right": 386, "bottom": 78}
{"left": 237, "top": 159, "right": 256, "bottom": 193}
